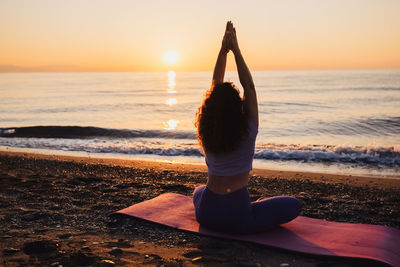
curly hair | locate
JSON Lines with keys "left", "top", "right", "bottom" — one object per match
{"left": 195, "top": 82, "right": 248, "bottom": 155}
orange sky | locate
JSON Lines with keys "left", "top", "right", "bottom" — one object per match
{"left": 1, "top": 0, "right": 399, "bottom": 72}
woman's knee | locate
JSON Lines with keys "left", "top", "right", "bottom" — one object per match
{"left": 193, "top": 185, "right": 207, "bottom": 204}
{"left": 275, "top": 196, "right": 302, "bottom": 222}
{"left": 286, "top": 196, "right": 302, "bottom": 218}
{"left": 254, "top": 195, "right": 302, "bottom": 223}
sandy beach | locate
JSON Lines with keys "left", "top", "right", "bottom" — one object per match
{"left": 0, "top": 151, "right": 399, "bottom": 266}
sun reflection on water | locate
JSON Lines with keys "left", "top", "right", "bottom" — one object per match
{"left": 163, "top": 70, "right": 179, "bottom": 130}
{"left": 168, "top": 70, "right": 176, "bottom": 93}
{"left": 163, "top": 119, "right": 179, "bottom": 130}
{"left": 166, "top": 98, "right": 178, "bottom": 106}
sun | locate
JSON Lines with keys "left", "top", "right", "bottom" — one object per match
{"left": 163, "top": 50, "right": 179, "bottom": 65}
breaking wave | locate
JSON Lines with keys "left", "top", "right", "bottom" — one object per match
{"left": 0, "top": 136, "right": 398, "bottom": 167}
{"left": 0, "top": 126, "right": 196, "bottom": 139}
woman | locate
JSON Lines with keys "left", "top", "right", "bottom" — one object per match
{"left": 193, "top": 21, "right": 302, "bottom": 234}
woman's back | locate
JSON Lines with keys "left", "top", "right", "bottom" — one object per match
{"left": 205, "top": 118, "right": 258, "bottom": 194}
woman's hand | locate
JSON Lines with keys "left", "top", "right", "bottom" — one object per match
{"left": 226, "top": 21, "right": 240, "bottom": 54}
{"left": 220, "top": 22, "right": 230, "bottom": 55}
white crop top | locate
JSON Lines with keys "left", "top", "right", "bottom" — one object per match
{"left": 205, "top": 119, "right": 258, "bottom": 176}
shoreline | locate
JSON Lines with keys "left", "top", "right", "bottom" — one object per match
{"left": 1, "top": 144, "right": 399, "bottom": 180}
{"left": 1, "top": 150, "right": 399, "bottom": 189}
{"left": 1, "top": 151, "right": 399, "bottom": 266}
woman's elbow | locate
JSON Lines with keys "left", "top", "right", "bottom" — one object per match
{"left": 244, "top": 83, "right": 255, "bottom": 91}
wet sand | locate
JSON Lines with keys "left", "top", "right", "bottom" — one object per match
{"left": 0, "top": 151, "right": 399, "bottom": 266}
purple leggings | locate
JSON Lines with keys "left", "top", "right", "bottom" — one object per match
{"left": 193, "top": 185, "right": 302, "bottom": 234}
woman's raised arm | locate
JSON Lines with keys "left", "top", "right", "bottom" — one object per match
{"left": 212, "top": 22, "right": 230, "bottom": 85}
{"left": 227, "top": 22, "right": 258, "bottom": 127}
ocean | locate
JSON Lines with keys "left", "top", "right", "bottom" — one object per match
{"left": 1, "top": 69, "right": 399, "bottom": 178}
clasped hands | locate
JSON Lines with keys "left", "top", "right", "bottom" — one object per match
{"left": 221, "top": 21, "right": 240, "bottom": 55}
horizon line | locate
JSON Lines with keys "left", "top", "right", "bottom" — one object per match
{"left": 1, "top": 65, "right": 399, "bottom": 73}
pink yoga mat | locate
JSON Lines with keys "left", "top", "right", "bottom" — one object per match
{"left": 115, "top": 193, "right": 400, "bottom": 266}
